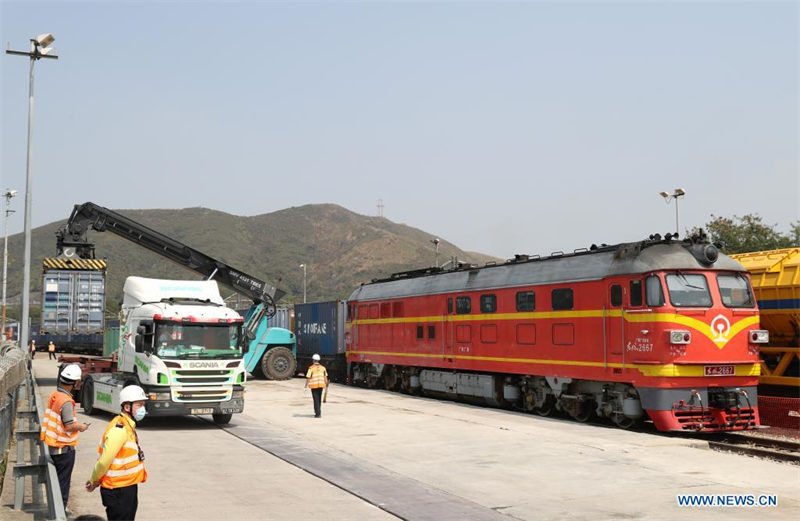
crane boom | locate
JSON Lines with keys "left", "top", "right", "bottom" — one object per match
{"left": 56, "top": 202, "right": 285, "bottom": 305}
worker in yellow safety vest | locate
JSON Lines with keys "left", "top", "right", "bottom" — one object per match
{"left": 304, "top": 354, "right": 329, "bottom": 418}
{"left": 40, "top": 364, "right": 89, "bottom": 509}
{"left": 48, "top": 340, "right": 57, "bottom": 360}
{"left": 85, "top": 385, "right": 148, "bottom": 521}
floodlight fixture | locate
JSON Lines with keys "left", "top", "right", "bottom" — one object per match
{"left": 658, "top": 188, "right": 687, "bottom": 236}
{"left": 34, "top": 33, "right": 55, "bottom": 47}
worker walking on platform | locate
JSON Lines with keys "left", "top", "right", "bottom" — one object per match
{"left": 40, "top": 364, "right": 90, "bottom": 510}
{"left": 305, "top": 354, "right": 328, "bottom": 418}
{"left": 48, "top": 340, "right": 57, "bottom": 360}
{"left": 29, "top": 339, "right": 36, "bottom": 358}
{"left": 85, "top": 385, "right": 148, "bottom": 521}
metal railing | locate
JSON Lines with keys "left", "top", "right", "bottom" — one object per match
{"left": 1, "top": 342, "right": 66, "bottom": 520}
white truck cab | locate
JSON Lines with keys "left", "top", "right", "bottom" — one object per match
{"left": 82, "top": 277, "right": 247, "bottom": 424}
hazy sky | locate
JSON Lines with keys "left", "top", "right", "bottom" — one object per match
{"left": 1, "top": 0, "right": 797, "bottom": 259}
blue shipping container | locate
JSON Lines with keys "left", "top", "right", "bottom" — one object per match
{"left": 294, "top": 301, "right": 346, "bottom": 358}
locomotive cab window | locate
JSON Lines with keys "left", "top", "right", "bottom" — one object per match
{"left": 516, "top": 291, "right": 535, "bottom": 311}
{"left": 480, "top": 294, "right": 497, "bottom": 313}
{"left": 646, "top": 276, "right": 665, "bottom": 307}
{"left": 447, "top": 298, "right": 453, "bottom": 314}
{"left": 610, "top": 285, "right": 622, "bottom": 307}
{"left": 717, "top": 274, "right": 755, "bottom": 308}
{"left": 428, "top": 325, "right": 436, "bottom": 339}
{"left": 416, "top": 325, "right": 424, "bottom": 340}
{"left": 456, "top": 296, "right": 471, "bottom": 314}
{"left": 665, "top": 273, "right": 712, "bottom": 307}
{"left": 551, "top": 288, "right": 573, "bottom": 311}
{"left": 629, "top": 280, "right": 643, "bottom": 307}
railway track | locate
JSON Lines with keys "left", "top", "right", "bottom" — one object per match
{"left": 706, "top": 432, "right": 800, "bottom": 464}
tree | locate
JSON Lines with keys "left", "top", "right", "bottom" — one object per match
{"left": 696, "top": 214, "right": 798, "bottom": 254}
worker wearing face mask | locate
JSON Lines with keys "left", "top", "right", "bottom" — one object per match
{"left": 85, "top": 385, "right": 148, "bottom": 520}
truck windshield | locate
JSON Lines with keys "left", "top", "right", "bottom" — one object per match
{"left": 665, "top": 273, "right": 712, "bottom": 307}
{"left": 154, "top": 322, "right": 243, "bottom": 359}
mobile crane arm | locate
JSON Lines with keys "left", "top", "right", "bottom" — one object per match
{"left": 56, "top": 202, "right": 285, "bottom": 307}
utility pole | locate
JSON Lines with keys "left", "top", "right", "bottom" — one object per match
{"left": 2, "top": 190, "right": 18, "bottom": 334}
{"left": 6, "top": 33, "right": 59, "bottom": 350}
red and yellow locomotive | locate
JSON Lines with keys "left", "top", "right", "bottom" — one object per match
{"left": 346, "top": 234, "right": 769, "bottom": 432}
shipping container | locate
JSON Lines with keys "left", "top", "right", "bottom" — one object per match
{"left": 294, "top": 300, "right": 347, "bottom": 381}
{"left": 41, "top": 258, "right": 107, "bottom": 335}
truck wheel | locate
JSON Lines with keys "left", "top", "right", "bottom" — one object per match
{"left": 82, "top": 378, "right": 95, "bottom": 415}
{"left": 213, "top": 413, "right": 232, "bottom": 425}
{"left": 261, "top": 347, "right": 297, "bottom": 380}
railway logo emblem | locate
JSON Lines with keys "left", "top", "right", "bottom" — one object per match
{"left": 710, "top": 314, "right": 731, "bottom": 345}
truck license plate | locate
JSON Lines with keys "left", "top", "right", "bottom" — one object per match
{"left": 704, "top": 365, "right": 734, "bottom": 376}
{"left": 190, "top": 408, "right": 214, "bottom": 415}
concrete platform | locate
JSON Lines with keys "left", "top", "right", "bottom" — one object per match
{"left": 3, "top": 357, "right": 798, "bottom": 520}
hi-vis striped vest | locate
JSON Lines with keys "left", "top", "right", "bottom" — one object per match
{"left": 306, "top": 364, "right": 327, "bottom": 389}
{"left": 97, "top": 415, "right": 147, "bottom": 489}
{"left": 40, "top": 391, "right": 79, "bottom": 448}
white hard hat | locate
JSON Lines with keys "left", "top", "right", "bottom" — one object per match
{"left": 119, "top": 385, "right": 148, "bottom": 404}
{"left": 312, "top": 354, "right": 321, "bottom": 361}
{"left": 60, "top": 364, "right": 82, "bottom": 382}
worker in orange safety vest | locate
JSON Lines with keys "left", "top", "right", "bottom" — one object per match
{"left": 85, "top": 385, "right": 148, "bottom": 521}
{"left": 304, "top": 354, "right": 329, "bottom": 418}
{"left": 40, "top": 364, "right": 89, "bottom": 509}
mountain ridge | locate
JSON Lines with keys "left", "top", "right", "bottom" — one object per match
{"left": 3, "top": 203, "right": 500, "bottom": 312}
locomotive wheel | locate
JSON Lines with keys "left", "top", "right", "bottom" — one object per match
{"left": 612, "top": 414, "right": 637, "bottom": 430}
{"left": 399, "top": 372, "right": 411, "bottom": 393}
{"left": 570, "top": 404, "right": 594, "bottom": 423}
{"left": 535, "top": 397, "right": 555, "bottom": 417}
{"left": 384, "top": 367, "right": 399, "bottom": 391}
{"left": 366, "top": 373, "right": 381, "bottom": 389}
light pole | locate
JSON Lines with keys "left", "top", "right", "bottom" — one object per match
{"left": 6, "top": 33, "right": 59, "bottom": 350}
{"left": 2, "top": 190, "right": 18, "bottom": 335}
{"left": 430, "top": 238, "right": 440, "bottom": 267}
{"left": 299, "top": 264, "right": 307, "bottom": 303}
{"left": 659, "top": 188, "right": 686, "bottom": 236}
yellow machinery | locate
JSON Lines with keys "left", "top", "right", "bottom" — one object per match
{"left": 731, "top": 248, "right": 799, "bottom": 387}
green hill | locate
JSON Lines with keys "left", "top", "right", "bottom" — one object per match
{"left": 2, "top": 204, "right": 499, "bottom": 315}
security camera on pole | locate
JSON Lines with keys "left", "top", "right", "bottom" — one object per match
{"left": 6, "top": 33, "right": 59, "bottom": 350}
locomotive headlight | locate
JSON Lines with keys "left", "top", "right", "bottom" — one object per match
{"left": 749, "top": 330, "right": 769, "bottom": 344}
{"left": 669, "top": 330, "right": 691, "bottom": 344}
